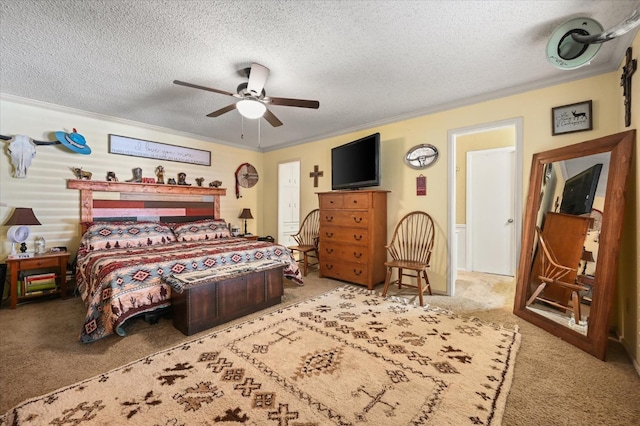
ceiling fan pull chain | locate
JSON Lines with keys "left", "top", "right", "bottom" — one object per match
{"left": 241, "top": 116, "right": 244, "bottom": 139}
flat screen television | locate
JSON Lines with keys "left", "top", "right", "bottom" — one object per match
{"left": 331, "top": 133, "right": 380, "bottom": 190}
{"left": 559, "top": 163, "right": 603, "bottom": 215}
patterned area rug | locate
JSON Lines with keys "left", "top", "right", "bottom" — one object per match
{"left": 1, "top": 286, "right": 520, "bottom": 425}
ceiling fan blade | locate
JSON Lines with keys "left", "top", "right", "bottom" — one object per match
{"left": 572, "top": 8, "right": 640, "bottom": 44}
{"left": 268, "top": 97, "right": 319, "bottom": 109}
{"left": 247, "top": 63, "right": 270, "bottom": 96}
{"left": 207, "top": 103, "right": 237, "bottom": 117}
{"left": 173, "top": 80, "right": 236, "bottom": 97}
{"left": 263, "top": 108, "right": 283, "bottom": 127}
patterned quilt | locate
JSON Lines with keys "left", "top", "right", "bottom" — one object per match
{"left": 76, "top": 238, "right": 303, "bottom": 343}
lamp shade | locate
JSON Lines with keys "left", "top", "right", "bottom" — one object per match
{"left": 4, "top": 208, "right": 41, "bottom": 254}
{"left": 3, "top": 208, "right": 41, "bottom": 226}
{"left": 239, "top": 208, "right": 254, "bottom": 220}
{"left": 581, "top": 250, "right": 595, "bottom": 263}
{"left": 236, "top": 99, "right": 266, "bottom": 119}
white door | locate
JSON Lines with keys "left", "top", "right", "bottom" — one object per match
{"left": 467, "top": 147, "right": 515, "bottom": 276}
{"left": 278, "top": 161, "right": 300, "bottom": 246}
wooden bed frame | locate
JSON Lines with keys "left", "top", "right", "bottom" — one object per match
{"left": 67, "top": 179, "right": 286, "bottom": 338}
{"left": 67, "top": 180, "right": 227, "bottom": 232}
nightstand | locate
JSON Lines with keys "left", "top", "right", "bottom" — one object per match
{"left": 6, "top": 251, "right": 70, "bottom": 309}
{"left": 241, "top": 235, "right": 259, "bottom": 241}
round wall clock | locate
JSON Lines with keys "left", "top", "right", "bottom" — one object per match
{"left": 234, "top": 163, "right": 259, "bottom": 198}
{"left": 405, "top": 144, "right": 439, "bottom": 169}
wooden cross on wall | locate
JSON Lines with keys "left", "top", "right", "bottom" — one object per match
{"left": 309, "top": 165, "right": 324, "bottom": 187}
{"left": 621, "top": 47, "right": 637, "bottom": 127}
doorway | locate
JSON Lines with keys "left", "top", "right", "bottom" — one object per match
{"left": 447, "top": 118, "right": 523, "bottom": 296}
{"left": 278, "top": 161, "right": 300, "bottom": 246}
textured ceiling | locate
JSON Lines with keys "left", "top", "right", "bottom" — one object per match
{"left": 1, "top": 1, "right": 638, "bottom": 151}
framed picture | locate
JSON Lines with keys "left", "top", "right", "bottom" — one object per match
{"left": 108, "top": 134, "right": 211, "bottom": 166}
{"left": 551, "top": 100, "right": 593, "bottom": 136}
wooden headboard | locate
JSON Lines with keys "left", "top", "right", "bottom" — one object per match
{"left": 67, "top": 180, "right": 227, "bottom": 232}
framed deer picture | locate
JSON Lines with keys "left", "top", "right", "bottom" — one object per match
{"left": 551, "top": 100, "right": 593, "bottom": 136}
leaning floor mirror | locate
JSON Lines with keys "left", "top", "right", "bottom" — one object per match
{"left": 514, "top": 130, "right": 635, "bottom": 360}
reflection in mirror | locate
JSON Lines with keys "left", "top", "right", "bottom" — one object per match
{"left": 526, "top": 152, "right": 609, "bottom": 336}
{"left": 514, "top": 130, "right": 634, "bottom": 360}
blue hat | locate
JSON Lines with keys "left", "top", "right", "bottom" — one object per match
{"left": 55, "top": 128, "right": 91, "bottom": 155}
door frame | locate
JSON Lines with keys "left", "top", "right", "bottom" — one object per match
{"left": 447, "top": 117, "right": 523, "bottom": 296}
{"left": 466, "top": 146, "right": 516, "bottom": 274}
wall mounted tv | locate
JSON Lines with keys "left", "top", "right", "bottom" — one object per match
{"left": 559, "top": 163, "right": 603, "bottom": 215}
{"left": 331, "top": 132, "right": 380, "bottom": 190}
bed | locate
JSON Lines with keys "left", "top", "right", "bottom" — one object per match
{"left": 67, "top": 180, "right": 303, "bottom": 343}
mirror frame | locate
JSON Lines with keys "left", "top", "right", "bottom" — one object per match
{"left": 514, "top": 130, "right": 635, "bottom": 360}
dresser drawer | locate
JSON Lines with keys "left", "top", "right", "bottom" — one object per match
{"left": 19, "top": 257, "right": 60, "bottom": 269}
{"left": 320, "top": 193, "right": 344, "bottom": 210}
{"left": 319, "top": 227, "right": 369, "bottom": 245}
{"left": 320, "top": 210, "right": 369, "bottom": 228}
{"left": 344, "top": 192, "right": 371, "bottom": 209}
{"left": 320, "top": 260, "right": 369, "bottom": 286}
{"left": 319, "top": 241, "right": 368, "bottom": 264}
{"left": 319, "top": 192, "right": 371, "bottom": 210}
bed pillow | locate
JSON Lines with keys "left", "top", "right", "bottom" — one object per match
{"left": 79, "top": 221, "right": 176, "bottom": 251}
{"left": 172, "top": 219, "right": 231, "bottom": 241}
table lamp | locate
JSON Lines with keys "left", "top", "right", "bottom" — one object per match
{"left": 238, "top": 208, "right": 253, "bottom": 235}
{"left": 3, "top": 207, "right": 41, "bottom": 254}
{"left": 581, "top": 250, "right": 595, "bottom": 275}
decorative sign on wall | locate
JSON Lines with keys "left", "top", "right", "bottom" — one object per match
{"left": 108, "top": 134, "right": 211, "bottom": 166}
{"left": 551, "top": 100, "right": 592, "bottom": 136}
{"left": 417, "top": 174, "right": 426, "bottom": 196}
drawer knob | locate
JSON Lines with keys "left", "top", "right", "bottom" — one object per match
{"left": 325, "top": 248, "right": 334, "bottom": 254}
{"left": 325, "top": 264, "right": 334, "bottom": 270}
{"left": 325, "top": 216, "right": 334, "bottom": 222}
{"left": 325, "top": 232, "right": 334, "bottom": 238}
{"left": 353, "top": 217, "right": 363, "bottom": 223}
{"left": 353, "top": 269, "right": 362, "bottom": 275}
{"left": 353, "top": 252, "right": 362, "bottom": 259}
{"left": 353, "top": 234, "right": 363, "bottom": 241}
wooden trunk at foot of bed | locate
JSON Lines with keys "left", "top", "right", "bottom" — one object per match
{"left": 171, "top": 264, "right": 285, "bottom": 336}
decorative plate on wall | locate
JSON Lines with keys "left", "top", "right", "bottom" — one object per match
{"left": 405, "top": 144, "right": 439, "bottom": 169}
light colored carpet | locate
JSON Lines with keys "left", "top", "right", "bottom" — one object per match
{"left": 1, "top": 285, "right": 520, "bottom": 425}
{"left": 1, "top": 270, "right": 639, "bottom": 425}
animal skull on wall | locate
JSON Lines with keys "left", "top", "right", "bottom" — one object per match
{"left": 7, "top": 135, "right": 36, "bottom": 178}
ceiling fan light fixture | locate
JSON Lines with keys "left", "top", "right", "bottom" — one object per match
{"left": 236, "top": 99, "right": 266, "bottom": 119}
{"left": 546, "top": 17, "right": 603, "bottom": 70}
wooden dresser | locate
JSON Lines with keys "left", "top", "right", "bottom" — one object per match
{"left": 317, "top": 190, "right": 388, "bottom": 289}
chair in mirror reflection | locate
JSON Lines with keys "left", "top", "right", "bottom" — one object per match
{"left": 526, "top": 226, "right": 590, "bottom": 328}
{"left": 288, "top": 209, "right": 320, "bottom": 276}
{"left": 382, "top": 211, "right": 435, "bottom": 306}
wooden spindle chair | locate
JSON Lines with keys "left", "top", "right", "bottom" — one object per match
{"left": 382, "top": 211, "right": 435, "bottom": 306}
{"left": 288, "top": 209, "right": 320, "bottom": 276}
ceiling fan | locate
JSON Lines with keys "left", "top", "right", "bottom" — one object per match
{"left": 173, "top": 63, "right": 319, "bottom": 127}
{"left": 546, "top": 8, "right": 640, "bottom": 70}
